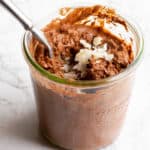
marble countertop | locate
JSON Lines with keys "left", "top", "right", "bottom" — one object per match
{"left": 0, "top": 0, "right": 149, "bottom": 149}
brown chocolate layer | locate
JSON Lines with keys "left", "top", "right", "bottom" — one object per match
{"left": 30, "top": 5, "right": 134, "bottom": 80}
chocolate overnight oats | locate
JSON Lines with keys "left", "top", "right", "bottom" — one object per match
{"left": 31, "top": 5, "right": 135, "bottom": 80}
{"left": 23, "top": 4, "right": 143, "bottom": 150}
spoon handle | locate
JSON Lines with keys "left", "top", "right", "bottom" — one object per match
{"left": 0, "top": 0, "right": 33, "bottom": 30}
{"left": 0, "top": 0, "right": 53, "bottom": 57}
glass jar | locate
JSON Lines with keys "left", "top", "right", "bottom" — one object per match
{"left": 22, "top": 3, "right": 144, "bottom": 150}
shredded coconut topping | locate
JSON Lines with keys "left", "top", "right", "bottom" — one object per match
{"left": 74, "top": 38, "right": 114, "bottom": 71}
{"left": 80, "top": 39, "right": 91, "bottom": 49}
{"left": 93, "top": 36, "right": 102, "bottom": 46}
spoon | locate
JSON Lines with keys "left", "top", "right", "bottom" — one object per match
{"left": 0, "top": 0, "right": 53, "bottom": 57}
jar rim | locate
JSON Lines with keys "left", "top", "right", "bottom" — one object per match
{"left": 22, "top": 7, "right": 144, "bottom": 88}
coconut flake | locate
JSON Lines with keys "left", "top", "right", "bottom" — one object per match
{"left": 80, "top": 16, "right": 97, "bottom": 25}
{"left": 58, "top": 8, "right": 74, "bottom": 19}
{"left": 64, "top": 72, "right": 77, "bottom": 79}
{"left": 80, "top": 39, "right": 91, "bottom": 49}
{"left": 104, "top": 22, "right": 133, "bottom": 44}
{"left": 74, "top": 41, "right": 114, "bottom": 71}
{"left": 93, "top": 37, "right": 103, "bottom": 46}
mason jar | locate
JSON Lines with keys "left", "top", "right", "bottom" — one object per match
{"left": 22, "top": 3, "right": 144, "bottom": 150}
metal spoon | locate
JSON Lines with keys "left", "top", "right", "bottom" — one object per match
{"left": 0, "top": 0, "right": 53, "bottom": 57}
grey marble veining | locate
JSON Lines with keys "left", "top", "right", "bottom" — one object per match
{"left": 0, "top": 0, "right": 149, "bottom": 149}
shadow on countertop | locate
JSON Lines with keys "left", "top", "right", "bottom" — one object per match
{"left": 0, "top": 108, "right": 65, "bottom": 150}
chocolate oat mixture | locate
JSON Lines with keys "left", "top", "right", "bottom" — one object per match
{"left": 30, "top": 5, "right": 134, "bottom": 80}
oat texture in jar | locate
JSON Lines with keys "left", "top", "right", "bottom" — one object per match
{"left": 31, "top": 5, "right": 135, "bottom": 80}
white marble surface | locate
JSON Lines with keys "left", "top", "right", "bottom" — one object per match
{"left": 0, "top": 0, "right": 149, "bottom": 149}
